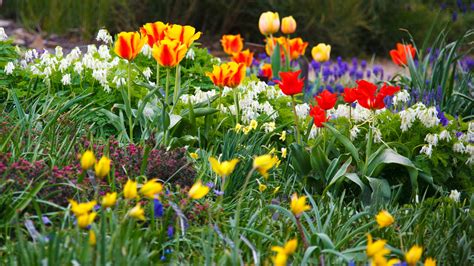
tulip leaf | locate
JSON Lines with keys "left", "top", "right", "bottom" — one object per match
{"left": 325, "top": 124, "right": 361, "bottom": 165}
{"left": 323, "top": 157, "right": 352, "bottom": 195}
{"left": 315, "top": 233, "right": 336, "bottom": 249}
{"left": 366, "top": 177, "right": 391, "bottom": 204}
{"left": 180, "top": 107, "right": 219, "bottom": 118}
{"left": 271, "top": 42, "right": 281, "bottom": 77}
{"left": 289, "top": 143, "right": 312, "bottom": 176}
{"left": 301, "top": 246, "right": 320, "bottom": 266}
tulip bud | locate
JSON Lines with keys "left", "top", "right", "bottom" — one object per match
{"left": 311, "top": 43, "right": 331, "bottom": 62}
{"left": 259, "top": 11, "right": 280, "bottom": 35}
{"left": 80, "top": 150, "right": 96, "bottom": 170}
{"left": 281, "top": 16, "right": 296, "bottom": 34}
{"left": 94, "top": 156, "right": 111, "bottom": 178}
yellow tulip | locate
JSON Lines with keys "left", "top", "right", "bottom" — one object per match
{"left": 424, "top": 257, "right": 436, "bottom": 266}
{"left": 140, "top": 21, "right": 168, "bottom": 47}
{"left": 405, "top": 245, "right": 423, "bottom": 266}
{"left": 271, "top": 238, "right": 297, "bottom": 266}
{"left": 94, "top": 156, "right": 111, "bottom": 178}
{"left": 190, "top": 152, "right": 199, "bottom": 160}
{"left": 101, "top": 192, "right": 117, "bottom": 208}
{"left": 387, "top": 259, "right": 401, "bottom": 266}
{"left": 140, "top": 179, "right": 163, "bottom": 199}
{"left": 366, "top": 234, "right": 390, "bottom": 259}
{"left": 77, "top": 212, "right": 97, "bottom": 229}
{"left": 253, "top": 154, "right": 278, "bottom": 179}
{"left": 124, "top": 179, "right": 138, "bottom": 199}
{"left": 80, "top": 150, "right": 96, "bottom": 170}
{"left": 89, "top": 230, "right": 96, "bottom": 246}
{"left": 165, "top": 24, "right": 201, "bottom": 48}
{"left": 311, "top": 43, "right": 331, "bottom": 63}
{"left": 69, "top": 199, "right": 97, "bottom": 217}
{"left": 272, "top": 252, "right": 288, "bottom": 266}
{"left": 375, "top": 210, "right": 395, "bottom": 228}
{"left": 281, "top": 16, "right": 297, "bottom": 34}
{"left": 259, "top": 11, "right": 280, "bottom": 35}
{"left": 208, "top": 157, "right": 239, "bottom": 177}
{"left": 128, "top": 203, "right": 145, "bottom": 220}
{"left": 290, "top": 193, "right": 311, "bottom": 216}
{"left": 188, "top": 180, "right": 210, "bottom": 199}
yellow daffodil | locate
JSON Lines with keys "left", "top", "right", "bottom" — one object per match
{"left": 124, "top": 179, "right": 138, "bottom": 199}
{"left": 249, "top": 119, "right": 258, "bottom": 130}
{"left": 188, "top": 180, "right": 210, "bottom": 199}
{"left": 235, "top": 123, "right": 243, "bottom": 132}
{"left": 208, "top": 157, "right": 239, "bottom": 177}
{"left": 94, "top": 156, "right": 111, "bottom": 178}
{"left": 405, "top": 245, "right": 423, "bottom": 266}
{"left": 243, "top": 126, "right": 252, "bottom": 135}
{"left": 190, "top": 152, "right": 199, "bottom": 159}
{"left": 140, "top": 179, "right": 163, "bottom": 199}
{"left": 269, "top": 148, "right": 276, "bottom": 154}
{"left": 259, "top": 183, "right": 267, "bottom": 192}
{"left": 311, "top": 43, "right": 331, "bottom": 63}
{"left": 89, "top": 230, "right": 96, "bottom": 246}
{"left": 77, "top": 212, "right": 97, "bottom": 229}
{"left": 128, "top": 203, "right": 145, "bottom": 220}
{"left": 69, "top": 199, "right": 97, "bottom": 216}
{"left": 80, "top": 150, "right": 96, "bottom": 170}
{"left": 375, "top": 210, "right": 395, "bottom": 228}
{"left": 290, "top": 193, "right": 311, "bottom": 216}
{"left": 424, "top": 257, "right": 436, "bottom": 266}
{"left": 273, "top": 186, "right": 280, "bottom": 194}
{"left": 271, "top": 239, "right": 297, "bottom": 266}
{"left": 281, "top": 16, "right": 297, "bottom": 35}
{"left": 279, "top": 131, "right": 286, "bottom": 141}
{"left": 253, "top": 154, "right": 278, "bottom": 179}
{"left": 101, "top": 192, "right": 117, "bottom": 208}
{"left": 281, "top": 148, "right": 287, "bottom": 158}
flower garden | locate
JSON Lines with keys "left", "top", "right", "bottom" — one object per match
{"left": 0, "top": 7, "right": 473, "bottom": 266}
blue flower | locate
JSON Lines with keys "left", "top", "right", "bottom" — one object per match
{"left": 153, "top": 199, "right": 164, "bottom": 218}
{"left": 167, "top": 225, "right": 174, "bottom": 238}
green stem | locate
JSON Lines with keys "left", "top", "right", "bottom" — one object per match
{"left": 173, "top": 65, "right": 180, "bottom": 106}
{"left": 291, "top": 95, "right": 301, "bottom": 144}
{"left": 156, "top": 63, "right": 160, "bottom": 89}
{"left": 233, "top": 88, "right": 240, "bottom": 124}
{"left": 164, "top": 68, "right": 171, "bottom": 146}
{"left": 233, "top": 168, "right": 256, "bottom": 257}
{"left": 364, "top": 124, "right": 373, "bottom": 175}
{"left": 127, "top": 61, "right": 133, "bottom": 142}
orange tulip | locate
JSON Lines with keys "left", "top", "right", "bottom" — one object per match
{"left": 390, "top": 43, "right": 416, "bottom": 66}
{"left": 114, "top": 31, "right": 147, "bottom": 61}
{"left": 221, "top": 34, "right": 244, "bottom": 55}
{"left": 206, "top": 62, "right": 246, "bottom": 88}
{"left": 288, "top": 37, "right": 308, "bottom": 59}
{"left": 260, "top": 63, "right": 273, "bottom": 79}
{"left": 232, "top": 49, "right": 254, "bottom": 67}
{"left": 140, "top": 21, "right": 168, "bottom": 47}
{"left": 265, "top": 37, "right": 288, "bottom": 57}
{"left": 281, "top": 16, "right": 297, "bottom": 34}
{"left": 152, "top": 39, "right": 188, "bottom": 67}
{"left": 165, "top": 24, "right": 201, "bottom": 48}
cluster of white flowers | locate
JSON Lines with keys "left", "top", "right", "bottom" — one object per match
{"left": 219, "top": 81, "right": 284, "bottom": 124}
{"left": 398, "top": 103, "right": 440, "bottom": 132}
{"left": 391, "top": 90, "right": 410, "bottom": 106}
{"left": 350, "top": 125, "right": 360, "bottom": 140}
{"left": 449, "top": 190, "right": 461, "bottom": 202}
{"left": 295, "top": 103, "right": 310, "bottom": 121}
{"left": 0, "top": 27, "right": 7, "bottom": 41}
{"left": 61, "top": 73, "right": 71, "bottom": 86}
{"left": 185, "top": 48, "right": 195, "bottom": 60}
{"left": 4, "top": 62, "right": 15, "bottom": 75}
{"left": 180, "top": 88, "right": 217, "bottom": 105}
{"left": 330, "top": 103, "right": 372, "bottom": 122}
{"left": 96, "top": 29, "right": 113, "bottom": 44}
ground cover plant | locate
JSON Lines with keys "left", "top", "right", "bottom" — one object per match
{"left": 0, "top": 10, "right": 473, "bottom": 266}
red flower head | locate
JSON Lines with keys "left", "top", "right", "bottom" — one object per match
{"left": 315, "top": 89, "right": 337, "bottom": 110}
{"left": 309, "top": 105, "right": 327, "bottom": 127}
{"left": 276, "top": 70, "right": 304, "bottom": 96}
{"left": 356, "top": 80, "right": 400, "bottom": 110}
{"left": 389, "top": 43, "right": 416, "bottom": 66}
{"left": 342, "top": 87, "right": 358, "bottom": 104}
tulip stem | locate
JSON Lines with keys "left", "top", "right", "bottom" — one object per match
{"left": 291, "top": 95, "right": 301, "bottom": 144}
{"left": 233, "top": 88, "right": 240, "bottom": 124}
{"left": 127, "top": 61, "right": 133, "bottom": 142}
{"left": 156, "top": 62, "right": 160, "bottom": 89}
{"left": 364, "top": 123, "right": 373, "bottom": 175}
{"left": 295, "top": 216, "right": 309, "bottom": 249}
{"left": 164, "top": 68, "right": 171, "bottom": 146}
{"left": 173, "top": 65, "right": 180, "bottom": 106}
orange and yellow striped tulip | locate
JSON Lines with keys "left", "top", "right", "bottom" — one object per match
{"left": 114, "top": 31, "right": 147, "bottom": 61}
{"left": 152, "top": 39, "right": 188, "bottom": 68}
{"left": 165, "top": 24, "right": 201, "bottom": 48}
{"left": 221, "top": 34, "right": 244, "bottom": 55}
{"left": 232, "top": 49, "right": 254, "bottom": 67}
{"left": 288, "top": 37, "right": 308, "bottom": 59}
{"left": 140, "top": 21, "right": 168, "bottom": 47}
{"left": 265, "top": 36, "right": 288, "bottom": 57}
{"left": 206, "top": 62, "right": 246, "bottom": 88}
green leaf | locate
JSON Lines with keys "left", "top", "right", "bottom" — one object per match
{"left": 180, "top": 107, "right": 219, "bottom": 118}
{"left": 289, "top": 143, "right": 312, "bottom": 176}
{"left": 325, "top": 123, "right": 361, "bottom": 165}
{"left": 271, "top": 42, "right": 281, "bottom": 77}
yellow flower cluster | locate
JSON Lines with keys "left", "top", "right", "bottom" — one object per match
{"left": 80, "top": 150, "right": 111, "bottom": 178}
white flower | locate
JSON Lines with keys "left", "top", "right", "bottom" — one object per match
{"left": 281, "top": 147, "right": 287, "bottom": 158}
{"left": 55, "top": 46, "right": 63, "bottom": 58}
{"left": 392, "top": 90, "right": 410, "bottom": 106}
{"left": 141, "top": 44, "right": 152, "bottom": 58}
{"left": 424, "top": 133, "right": 439, "bottom": 146}
{"left": 92, "top": 69, "right": 108, "bottom": 87}
{"left": 112, "top": 76, "right": 126, "bottom": 88}
{"left": 96, "top": 29, "right": 113, "bottom": 44}
{"left": 4, "top": 62, "right": 15, "bottom": 75}
{"left": 350, "top": 125, "right": 360, "bottom": 140}
{"left": 74, "top": 62, "right": 83, "bottom": 74}
{"left": 448, "top": 190, "right": 460, "bottom": 202}
{"left": 439, "top": 130, "right": 451, "bottom": 141}
{"left": 87, "top": 45, "right": 98, "bottom": 55}
{"left": 417, "top": 106, "right": 439, "bottom": 128}
{"left": 98, "top": 45, "right": 111, "bottom": 60}
{"left": 68, "top": 47, "right": 82, "bottom": 61}
{"left": 262, "top": 122, "right": 276, "bottom": 133}
{"left": 143, "top": 105, "right": 155, "bottom": 119}
{"left": 61, "top": 74, "right": 71, "bottom": 86}
{"left": 295, "top": 103, "right": 310, "bottom": 120}
{"left": 372, "top": 127, "right": 383, "bottom": 143}
{"left": 308, "top": 125, "right": 320, "bottom": 139}
{"left": 186, "top": 48, "right": 195, "bottom": 60}
{"left": 453, "top": 142, "right": 466, "bottom": 153}
{"left": 420, "top": 144, "right": 433, "bottom": 157}
{"left": 466, "top": 144, "right": 474, "bottom": 156}
{"left": 143, "top": 67, "right": 152, "bottom": 80}
{"left": 43, "top": 66, "right": 52, "bottom": 77}
{"left": 0, "top": 27, "right": 8, "bottom": 41}
{"left": 398, "top": 108, "right": 417, "bottom": 132}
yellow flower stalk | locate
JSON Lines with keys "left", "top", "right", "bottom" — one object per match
{"left": 188, "top": 180, "right": 210, "bottom": 199}
{"left": 80, "top": 150, "right": 96, "bottom": 170}
{"left": 69, "top": 199, "right": 97, "bottom": 217}
{"left": 101, "top": 192, "right": 117, "bottom": 208}
{"left": 77, "top": 212, "right": 97, "bottom": 229}
{"left": 405, "top": 245, "right": 423, "bottom": 266}
{"left": 94, "top": 156, "right": 111, "bottom": 178}
{"left": 128, "top": 203, "right": 145, "bottom": 220}
{"left": 375, "top": 210, "right": 395, "bottom": 228}
{"left": 140, "top": 179, "right": 163, "bottom": 199}
{"left": 290, "top": 193, "right": 311, "bottom": 216}
{"left": 124, "top": 179, "right": 138, "bottom": 199}
{"left": 253, "top": 154, "right": 278, "bottom": 179}
{"left": 208, "top": 157, "right": 239, "bottom": 177}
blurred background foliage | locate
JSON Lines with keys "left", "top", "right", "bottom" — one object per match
{"left": 0, "top": 0, "right": 473, "bottom": 56}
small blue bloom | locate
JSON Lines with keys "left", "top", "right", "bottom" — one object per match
{"left": 167, "top": 225, "right": 174, "bottom": 238}
{"left": 153, "top": 199, "right": 164, "bottom": 218}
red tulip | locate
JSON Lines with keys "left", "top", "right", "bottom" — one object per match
{"left": 309, "top": 105, "right": 327, "bottom": 127}
{"left": 275, "top": 70, "right": 304, "bottom": 96}
{"left": 356, "top": 80, "right": 400, "bottom": 110}
{"left": 389, "top": 43, "right": 416, "bottom": 66}
{"left": 343, "top": 87, "right": 358, "bottom": 104}
{"left": 315, "top": 89, "right": 337, "bottom": 110}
